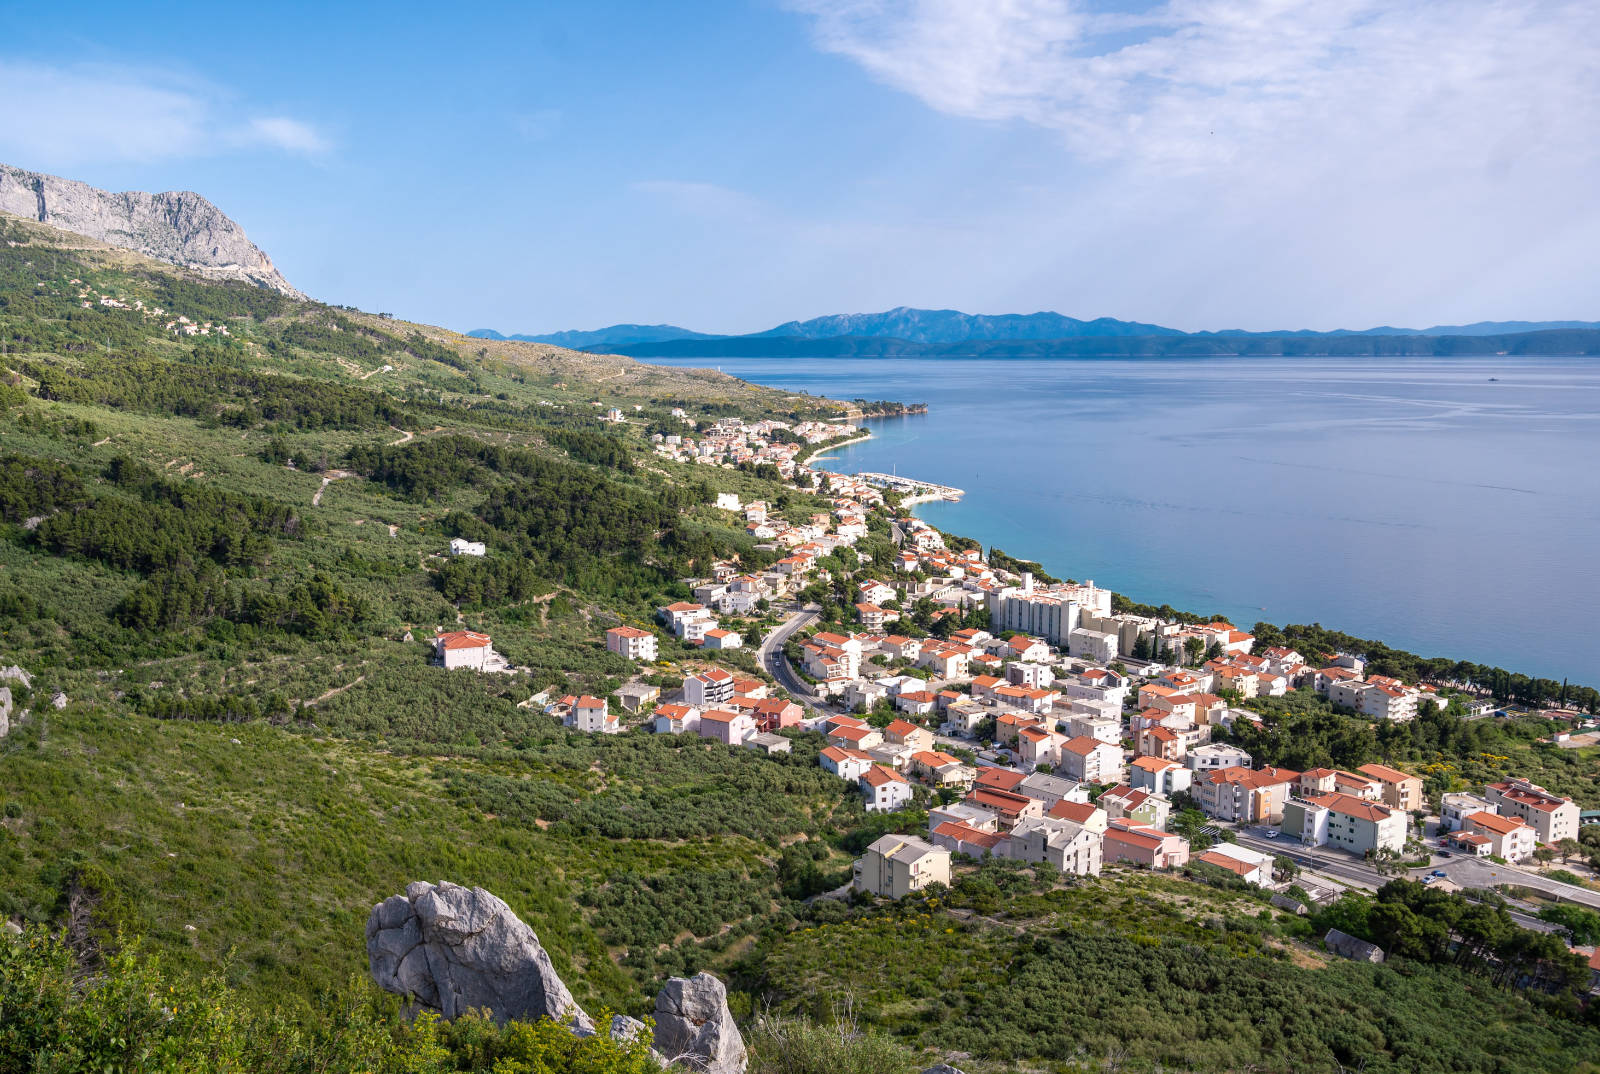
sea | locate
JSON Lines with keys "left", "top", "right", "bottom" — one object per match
{"left": 641, "top": 354, "right": 1600, "bottom": 684}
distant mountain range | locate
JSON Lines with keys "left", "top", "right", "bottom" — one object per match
{"left": 469, "top": 307, "right": 1600, "bottom": 356}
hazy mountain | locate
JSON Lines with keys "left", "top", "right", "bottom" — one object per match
{"left": 753, "top": 306, "right": 1185, "bottom": 342}
{"left": 0, "top": 162, "right": 300, "bottom": 296}
{"left": 467, "top": 324, "right": 722, "bottom": 347}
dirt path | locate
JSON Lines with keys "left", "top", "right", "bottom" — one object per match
{"left": 311, "top": 470, "right": 353, "bottom": 506}
{"left": 304, "top": 674, "right": 366, "bottom": 707}
{"left": 360, "top": 364, "right": 393, "bottom": 380}
{"left": 388, "top": 426, "right": 414, "bottom": 446}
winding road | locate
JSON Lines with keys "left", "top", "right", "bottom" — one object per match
{"left": 758, "top": 604, "right": 827, "bottom": 714}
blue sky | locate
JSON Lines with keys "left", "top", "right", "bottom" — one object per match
{"left": 4, "top": 1, "right": 1598, "bottom": 334}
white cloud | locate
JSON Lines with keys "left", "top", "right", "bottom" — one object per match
{"left": 778, "top": 1, "right": 1600, "bottom": 328}
{"left": 0, "top": 60, "right": 329, "bottom": 168}
{"left": 241, "top": 116, "right": 330, "bottom": 155}
{"left": 789, "top": 1, "right": 1600, "bottom": 174}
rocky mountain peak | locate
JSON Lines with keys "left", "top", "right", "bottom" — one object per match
{"left": 0, "top": 162, "right": 302, "bottom": 297}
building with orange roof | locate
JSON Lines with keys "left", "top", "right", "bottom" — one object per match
{"left": 930, "top": 819, "right": 1007, "bottom": 858}
{"left": 975, "top": 767, "right": 1027, "bottom": 793}
{"left": 604, "top": 625, "right": 658, "bottom": 662}
{"left": 1356, "top": 763, "right": 1425, "bottom": 813}
{"left": 1196, "top": 765, "right": 1296, "bottom": 824}
{"left": 862, "top": 764, "right": 914, "bottom": 812}
{"left": 1485, "top": 778, "right": 1581, "bottom": 843}
{"left": 697, "top": 708, "right": 756, "bottom": 746}
{"left": 820, "top": 745, "right": 876, "bottom": 782}
{"left": 965, "top": 787, "right": 1044, "bottom": 826}
{"left": 1130, "top": 754, "right": 1192, "bottom": 797}
{"left": 1464, "top": 810, "right": 1536, "bottom": 861}
{"left": 434, "top": 630, "right": 495, "bottom": 671}
{"left": 1058, "top": 735, "right": 1124, "bottom": 784}
{"left": 1104, "top": 819, "right": 1189, "bottom": 869}
{"left": 1048, "top": 798, "right": 1109, "bottom": 833}
{"left": 1281, "top": 791, "right": 1405, "bottom": 855}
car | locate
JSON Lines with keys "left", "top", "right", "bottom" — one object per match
{"left": 1263, "top": 830, "right": 1279, "bottom": 839}
{"left": 1438, "top": 850, "right": 1452, "bottom": 858}
{"left": 1430, "top": 869, "right": 1447, "bottom": 878}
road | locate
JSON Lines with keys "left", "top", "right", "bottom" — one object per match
{"left": 759, "top": 604, "right": 827, "bottom": 714}
{"left": 1228, "top": 827, "right": 1563, "bottom": 933}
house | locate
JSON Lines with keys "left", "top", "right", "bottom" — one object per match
{"left": 1464, "top": 810, "right": 1536, "bottom": 861}
{"left": 1299, "top": 768, "right": 1379, "bottom": 801}
{"left": 862, "top": 765, "right": 915, "bottom": 812}
{"left": 615, "top": 682, "right": 659, "bottom": 712}
{"left": 653, "top": 702, "right": 701, "bottom": 735}
{"left": 1195, "top": 766, "right": 1297, "bottom": 824}
{"left": 1130, "top": 755, "right": 1192, "bottom": 797}
{"left": 1017, "top": 725, "right": 1068, "bottom": 770}
{"left": 683, "top": 668, "right": 734, "bottom": 708}
{"left": 1065, "top": 713, "right": 1123, "bottom": 745}
{"left": 715, "top": 492, "right": 741, "bottom": 511}
{"left": 448, "top": 537, "right": 487, "bottom": 557}
{"left": 566, "top": 695, "right": 617, "bottom": 734}
{"left": 820, "top": 745, "right": 876, "bottom": 782}
{"left": 1058, "top": 735, "right": 1124, "bottom": 784}
{"left": 1186, "top": 743, "right": 1252, "bottom": 773}
{"left": 1324, "top": 929, "right": 1385, "bottom": 963}
{"left": 940, "top": 699, "right": 988, "bottom": 737}
{"left": 605, "top": 626, "right": 659, "bottom": 662}
{"left": 857, "top": 579, "right": 897, "bottom": 605}
{"left": 1103, "top": 819, "right": 1189, "bottom": 869}
{"left": 701, "top": 628, "right": 744, "bottom": 651}
{"left": 975, "top": 768, "right": 1028, "bottom": 794}
{"left": 826, "top": 723, "right": 884, "bottom": 751}
{"left": 930, "top": 820, "right": 1007, "bottom": 859}
{"left": 964, "top": 787, "right": 1044, "bottom": 826}
{"left": 995, "top": 711, "right": 1046, "bottom": 746}
{"left": 909, "top": 750, "right": 977, "bottom": 790}
{"left": 1017, "top": 771, "right": 1090, "bottom": 810}
{"left": 884, "top": 718, "right": 935, "bottom": 752}
{"left": 1006, "top": 661, "right": 1055, "bottom": 689}
{"left": 879, "top": 635, "right": 924, "bottom": 662}
{"left": 744, "top": 732, "right": 792, "bottom": 755}
{"left": 698, "top": 709, "right": 756, "bottom": 746}
{"left": 752, "top": 697, "right": 803, "bottom": 732}
{"left": 1136, "top": 725, "right": 1186, "bottom": 761}
{"left": 1068, "top": 627, "right": 1119, "bottom": 664}
{"left": 843, "top": 679, "right": 888, "bottom": 712}
{"left": 1196, "top": 842, "right": 1273, "bottom": 886}
{"left": 1008, "top": 816, "right": 1103, "bottom": 876}
{"left": 434, "top": 630, "right": 496, "bottom": 671}
{"left": 1047, "top": 798, "right": 1109, "bottom": 833}
{"left": 854, "top": 834, "right": 951, "bottom": 898}
{"left": 1440, "top": 792, "right": 1498, "bottom": 832}
{"left": 930, "top": 801, "right": 1000, "bottom": 833}
{"left": 1356, "top": 763, "right": 1425, "bottom": 813}
{"left": 855, "top": 603, "right": 890, "bottom": 631}
{"left": 894, "top": 690, "right": 938, "bottom": 717}
{"left": 1098, "top": 784, "right": 1170, "bottom": 829}
{"left": 1484, "top": 779, "right": 1581, "bottom": 844}
{"left": 1282, "top": 792, "right": 1405, "bottom": 855}
{"left": 1005, "top": 635, "right": 1051, "bottom": 663}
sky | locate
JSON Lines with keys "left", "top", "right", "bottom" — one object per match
{"left": 3, "top": 0, "right": 1598, "bottom": 335}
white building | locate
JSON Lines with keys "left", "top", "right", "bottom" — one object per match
{"left": 566, "top": 695, "right": 618, "bottom": 734}
{"left": 448, "top": 537, "right": 487, "bottom": 557}
{"left": 1186, "top": 743, "right": 1252, "bottom": 772}
{"left": 605, "top": 626, "right": 658, "bottom": 662}
{"left": 861, "top": 765, "right": 915, "bottom": 812}
{"left": 684, "top": 668, "right": 736, "bottom": 708}
{"left": 1008, "top": 817, "right": 1103, "bottom": 876}
{"left": 434, "top": 630, "right": 495, "bottom": 670}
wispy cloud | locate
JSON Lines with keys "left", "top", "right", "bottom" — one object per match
{"left": 0, "top": 60, "right": 330, "bottom": 167}
{"left": 788, "top": 1, "right": 1600, "bottom": 174}
{"left": 776, "top": 1, "right": 1600, "bottom": 328}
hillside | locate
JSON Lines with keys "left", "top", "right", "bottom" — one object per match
{"left": 3, "top": 210, "right": 1598, "bottom": 1074}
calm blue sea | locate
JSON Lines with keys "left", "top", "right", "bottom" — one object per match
{"left": 643, "top": 355, "right": 1600, "bottom": 683}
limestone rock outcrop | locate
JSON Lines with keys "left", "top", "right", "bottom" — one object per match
{"left": 0, "top": 162, "right": 302, "bottom": 296}
{"left": 652, "top": 972, "right": 747, "bottom": 1074}
{"left": 366, "top": 881, "right": 592, "bottom": 1032}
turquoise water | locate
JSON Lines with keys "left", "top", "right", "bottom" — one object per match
{"left": 642, "top": 355, "right": 1600, "bottom": 683}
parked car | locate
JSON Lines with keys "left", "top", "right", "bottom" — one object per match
{"left": 1438, "top": 850, "right": 1452, "bottom": 858}
{"left": 1430, "top": 869, "right": 1447, "bottom": 877}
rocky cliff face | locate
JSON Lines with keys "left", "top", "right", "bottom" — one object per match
{"left": 0, "top": 163, "right": 301, "bottom": 297}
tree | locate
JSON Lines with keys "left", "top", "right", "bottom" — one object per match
{"left": 1183, "top": 637, "right": 1206, "bottom": 666}
{"left": 1555, "top": 838, "right": 1581, "bottom": 864}
{"left": 1273, "top": 855, "right": 1300, "bottom": 883}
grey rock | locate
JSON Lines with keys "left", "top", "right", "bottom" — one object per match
{"left": 0, "top": 686, "right": 11, "bottom": 738}
{"left": 0, "top": 666, "right": 30, "bottom": 689}
{"left": 0, "top": 162, "right": 302, "bottom": 296}
{"left": 3, "top": 920, "right": 21, "bottom": 936}
{"left": 50, "top": 691, "right": 68, "bottom": 710}
{"left": 923, "top": 1066, "right": 969, "bottom": 1074}
{"left": 653, "top": 972, "right": 746, "bottom": 1074}
{"left": 366, "top": 880, "right": 592, "bottom": 1032}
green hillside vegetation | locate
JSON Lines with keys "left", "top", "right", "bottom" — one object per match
{"left": 4, "top": 213, "right": 1599, "bottom": 1073}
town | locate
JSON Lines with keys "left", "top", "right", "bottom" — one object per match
{"left": 429, "top": 413, "right": 1600, "bottom": 973}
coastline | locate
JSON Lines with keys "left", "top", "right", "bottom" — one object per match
{"left": 804, "top": 432, "right": 872, "bottom": 465}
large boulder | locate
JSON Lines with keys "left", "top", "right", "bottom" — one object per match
{"left": 366, "top": 881, "right": 592, "bottom": 1032}
{"left": 653, "top": 972, "right": 747, "bottom": 1074}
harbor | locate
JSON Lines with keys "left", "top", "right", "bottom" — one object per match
{"left": 853, "top": 470, "right": 964, "bottom": 504}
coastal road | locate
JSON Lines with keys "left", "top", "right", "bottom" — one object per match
{"left": 759, "top": 604, "right": 828, "bottom": 714}
{"left": 1228, "top": 828, "right": 1562, "bottom": 933}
